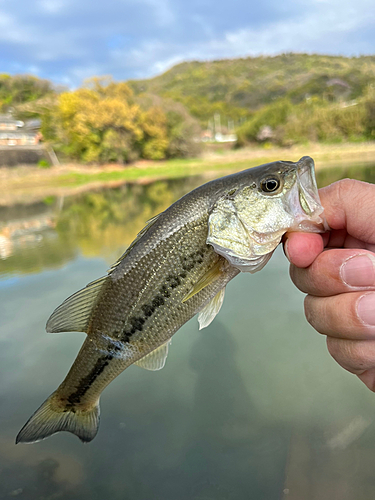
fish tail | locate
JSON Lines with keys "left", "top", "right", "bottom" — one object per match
{"left": 16, "top": 391, "right": 100, "bottom": 444}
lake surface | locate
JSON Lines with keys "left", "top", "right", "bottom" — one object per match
{"left": 0, "top": 162, "right": 375, "bottom": 500}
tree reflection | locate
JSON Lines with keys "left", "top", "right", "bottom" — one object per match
{"left": 0, "top": 177, "right": 204, "bottom": 277}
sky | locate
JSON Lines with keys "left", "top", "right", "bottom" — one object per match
{"left": 0, "top": 0, "right": 374, "bottom": 87}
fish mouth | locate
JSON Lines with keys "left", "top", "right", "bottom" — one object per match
{"left": 297, "top": 157, "right": 321, "bottom": 216}
{"left": 288, "top": 156, "right": 329, "bottom": 232}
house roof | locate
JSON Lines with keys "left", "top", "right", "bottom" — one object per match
{"left": 0, "top": 115, "right": 24, "bottom": 127}
{"left": 24, "top": 119, "right": 41, "bottom": 130}
{"left": 0, "top": 131, "right": 37, "bottom": 139}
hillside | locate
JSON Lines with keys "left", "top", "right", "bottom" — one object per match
{"left": 128, "top": 53, "right": 375, "bottom": 125}
{"left": 0, "top": 74, "right": 56, "bottom": 118}
{"left": 1, "top": 53, "right": 373, "bottom": 163}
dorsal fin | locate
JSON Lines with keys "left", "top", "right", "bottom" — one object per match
{"left": 46, "top": 276, "right": 107, "bottom": 333}
{"left": 135, "top": 340, "right": 171, "bottom": 371}
{"left": 46, "top": 213, "right": 162, "bottom": 334}
{"left": 108, "top": 213, "right": 162, "bottom": 274}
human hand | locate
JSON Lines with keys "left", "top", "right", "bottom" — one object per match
{"left": 284, "top": 179, "right": 375, "bottom": 391}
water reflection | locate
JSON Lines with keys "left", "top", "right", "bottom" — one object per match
{"left": 183, "top": 323, "right": 287, "bottom": 500}
{"left": 0, "top": 162, "right": 375, "bottom": 499}
{"left": 0, "top": 162, "right": 374, "bottom": 278}
{"left": 0, "top": 177, "right": 203, "bottom": 277}
{"left": 316, "top": 162, "right": 375, "bottom": 188}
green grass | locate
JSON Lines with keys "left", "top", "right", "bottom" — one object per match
{"left": 54, "top": 157, "right": 271, "bottom": 188}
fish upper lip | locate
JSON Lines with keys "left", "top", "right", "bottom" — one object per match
{"left": 296, "top": 163, "right": 321, "bottom": 211}
{"left": 293, "top": 161, "right": 330, "bottom": 231}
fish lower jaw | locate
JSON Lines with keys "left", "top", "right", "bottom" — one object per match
{"left": 290, "top": 210, "right": 329, "bottom": 233}
{"left": 209, "top": 242, "right": 275, "bottom": 273}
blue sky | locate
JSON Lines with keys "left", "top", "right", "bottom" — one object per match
{"left": 0, "top": 0, "right": 374, "bottom": 87}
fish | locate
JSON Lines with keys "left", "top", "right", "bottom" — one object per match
{"left": 16, "top": 156, "right": 327, "bottom": 444}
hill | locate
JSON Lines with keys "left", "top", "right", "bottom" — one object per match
{"left": 0, "top": 74, "right": 56, "bottom": 118}
{"left": 1, "top": 53, "right": 374, "bottom": 163}
{"left": 128, "top": 53, "right": 375, "bottom": 125}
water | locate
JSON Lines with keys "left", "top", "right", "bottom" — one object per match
{"left": 0, "top": 163, "right": 375, "bottom": 499}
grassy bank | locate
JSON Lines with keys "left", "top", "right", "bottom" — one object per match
{"left": 1, "top": 142, "right": 374, "bottom": 206}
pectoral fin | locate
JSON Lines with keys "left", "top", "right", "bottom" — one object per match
{"left": 182, "top": 260, "right": 224, "bottom": 303}
{"left": 135, "top": 341, "right": 171, "bottom": 371}
{"left": 198, "top": 288, "right": 225, "bottom": 330}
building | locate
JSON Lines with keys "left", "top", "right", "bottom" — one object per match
{"left": 0, "top": 115, "right": 41, "bottom": 146}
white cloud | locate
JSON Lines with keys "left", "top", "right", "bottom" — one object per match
{"left": 0, "top": 0, "right": 374, "bottom": 85}
{"left": 142, "top": 0, "right": 175, "bottom": 26}
{"left": 0, "top": 11, "right": 31, "bottom": 43}
{"left": 200, "top": 1, "right": 375, "bottom": 58}
{"left": 37, "top": 0, "right": 67, "bottom": 14}
{"left": 112, "top": 0, "right": 375, "bottom": 82}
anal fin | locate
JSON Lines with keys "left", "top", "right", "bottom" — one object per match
{"left": 135, "top": 340, "right": 171, "bottom": 371}
{"left": 198, "top": 287, "right": 226, "bottom": 330}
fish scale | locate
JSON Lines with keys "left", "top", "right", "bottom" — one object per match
{"left": 49, "top": 223, "right": 237, "bottom": 416}
{"left": 16, "top": 156, "right": 326, "bottom": 443}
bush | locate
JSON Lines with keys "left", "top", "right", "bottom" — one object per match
{"left": 37, "top": 159, "right": 51, "bottom": 169}
{"left": 237, "top": 94, "right": 371, "bottom": 147}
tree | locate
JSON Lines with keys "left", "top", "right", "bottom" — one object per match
{"left": 56, "top": 78, "right": 143, "bottom": 163}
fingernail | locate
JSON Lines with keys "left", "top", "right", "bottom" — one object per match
{"left": 341, "top": 254, "right": 375, "bottom": 287}
{"left": 357, "top": 293, "right": 375, "bottom": 326}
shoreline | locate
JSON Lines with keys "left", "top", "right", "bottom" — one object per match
{"left": 0, "top": 142, "right": 374, "bottom": 206}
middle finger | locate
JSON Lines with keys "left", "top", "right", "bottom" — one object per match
{"left": 305, "top": 291, "right": 375, "bottom": 340}
{"left": 290, "top": 249, "right": 375, "bottom": 297}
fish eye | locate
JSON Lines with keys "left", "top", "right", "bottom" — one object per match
{"left": 260, "top": 177, "right": 281, "bottom": 193}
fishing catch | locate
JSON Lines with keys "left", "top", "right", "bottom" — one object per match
{"left": 17, "top": 156, "right": 327, "bottom": 444}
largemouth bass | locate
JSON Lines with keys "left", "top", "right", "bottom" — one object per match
{"left": 17, "top": 156, "right": 326, "bottom": 444}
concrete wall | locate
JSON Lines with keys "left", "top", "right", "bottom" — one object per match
{"left": 0, "top": 145, "right": 55, "bottom": 167}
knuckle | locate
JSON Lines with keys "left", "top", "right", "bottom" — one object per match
{"left": 326, "top": 337, "right": 341, "bottom": 360}
{"left": 322, "top": 178, "right": 354, "bottom": 205}
{"left": 336, "top": 178, "right": 358, "bottom": 196}
{"left": 291, "top": 265, "right": 320, "bottom": 295}
{"left": 289, "top": 264, "right": 305, "bottom": 291}
{"left": 304, "top": 295, "right": 320, "bottom": 330}
{"left": 306, "top": 292, "right": 366, "bottom": 337}
{"left": 327, "top": 338, "right": 373, "bottom": 372}
{"left": 294, "top": 250, "right": 342, "bottom": 297}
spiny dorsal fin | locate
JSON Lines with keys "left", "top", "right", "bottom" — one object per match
{"left": 46, "top": 276, "right": 107, "bottom": 333}
{"left": 182, "top": 260, "right": 224, "bottom": 303}
{"left": 108, "top": 213, "right": 162, "bottom": 273}
{"left": 198, "top": 287, "right": 226, "bottom": 330}
{"left": 135, "top": 340, "right": 171, "bottom": 371}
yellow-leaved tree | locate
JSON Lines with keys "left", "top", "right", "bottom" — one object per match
{"left": 57, "top": 77, "right": 144, "bottom": 163}
{"left": 139, "top": 105, "right": 169, "bottom": 160}
{"left": 41, "top": 76, "right": 201, "bottom": 163}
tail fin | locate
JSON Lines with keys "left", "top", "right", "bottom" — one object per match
{"left": 16, "top": 392, "right": 100, "bottom": 444}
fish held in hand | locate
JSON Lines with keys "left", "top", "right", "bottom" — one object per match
{"left": 16, "top": 156, "right": 326, "bottom": 444}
